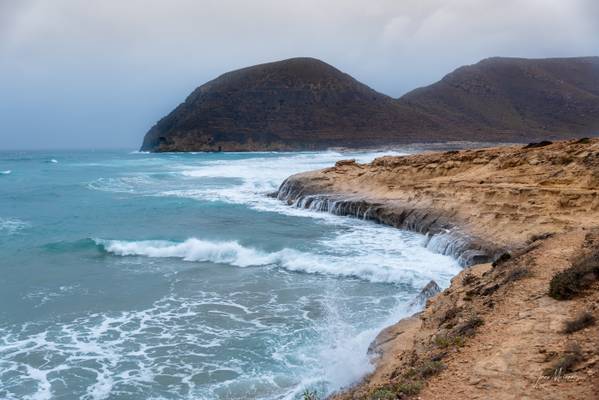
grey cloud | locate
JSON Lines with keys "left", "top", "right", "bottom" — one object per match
{"left": 1, "top": 0, "right": 598, "bottom": 149}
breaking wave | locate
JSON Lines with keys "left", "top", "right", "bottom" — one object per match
{"left": 95, "top": 236, "right": 460, "bottom": 285}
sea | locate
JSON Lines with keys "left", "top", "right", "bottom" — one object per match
{"left": 0, "top": 150, "right": 460, "bottom": 400}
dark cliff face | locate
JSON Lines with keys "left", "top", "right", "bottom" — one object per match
{"left": 141, "top": 56, "right": 599, "bottom": 152}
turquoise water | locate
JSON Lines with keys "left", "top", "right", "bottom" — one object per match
{"left": 0, "top": 150, "right": 460, "bottom": 399}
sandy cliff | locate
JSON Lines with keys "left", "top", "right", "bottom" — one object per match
{"left": 276, "top": 139, "right": 599, "bottom": 399}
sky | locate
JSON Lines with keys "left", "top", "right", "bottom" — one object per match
{"left": 1, "top": 0, "right": 598, "bottom": 150}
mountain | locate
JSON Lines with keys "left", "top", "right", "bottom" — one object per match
{"left": 141, "top": 56, "right": 599, "bottom": 151}
{"left": 401, "top": 56, "right": 599, "bottom": 142}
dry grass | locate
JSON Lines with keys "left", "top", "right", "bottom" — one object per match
{"left": 455, "top": 314, "right": 484, "bottom": 336}
{"left": 549, "top": 252, "right": 599, "bottom": 300}
{"left": 543, "top": 342, "right": 583, "bottom": 376}
{"left": 563, "top": 311, "right": 595, "bottom": 334}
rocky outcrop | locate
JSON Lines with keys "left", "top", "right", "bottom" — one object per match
{"left": 276, "top": 139, "right": 599, "bottom": 399}
{"left": 141, "top": 57, "right": 599, "bottom": 151}
{"left": 277, "top": 138, "right": 599, "bottom": 255}
{"left": 274, "top": 186, "right": 500, "bottom": 266}
{"left": 409, "top": 280, "right": 441, "bottom": 308}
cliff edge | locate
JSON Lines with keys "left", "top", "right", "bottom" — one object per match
{"left": 276, "top": 139, "right": 599, "bottom": 399}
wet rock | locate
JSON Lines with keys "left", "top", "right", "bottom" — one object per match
{"left": 410, "top": 280, "right": 442, "bottom": 307}
{"left": 335, "top": 159, "right": 357, "bottom": 168}
{"left": 523, "top": 141, "right": 553, "bottom": 149}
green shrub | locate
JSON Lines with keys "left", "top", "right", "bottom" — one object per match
{"left": 434, "top": 334, "right": 465, "bottom": 348}
{"left": 434, "top": 335, "right": 451, "bottom": 348}
{"left": 369, "top": 388, "right": 396, "bottom": 400}
{"left": 395, "top": 380, "right": 423, "bottom": 396}
{"left": 418, "top": 361, "right": 445, "bottom": 378}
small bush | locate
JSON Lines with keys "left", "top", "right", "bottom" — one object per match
{"left": 563, "top": 311, "right": 596, "bottom": 334}
{"left": 549, "top": 256, "right": 599, "bottom": 300}
{"left": 453, "top": 335, "right": 466, "bottom": 347}
{"left": 455, "top": 314, "right": 484, "bottom": 336}
{"left": 369, "top": 388, "right": 395, "bottom": 400}
{"left": 543, "top": 342, "right": 582, "bottom": 376}
{"left": 434, "top": 335, "right": 464, "bottom": 348}
{"left": 418, "top": 361, "right": 445, "bottom": 378}
{"left": 395, "top": 380, "right": 423, "bottom": 396}
{"left": 434, "top": 335, "right": 451, "bottom": 348}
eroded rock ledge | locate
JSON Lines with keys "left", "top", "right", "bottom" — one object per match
{"left": 276, "top": 182, "right": 502, "bottom": 267}
{"left": 276, "top": 139, "right": 599, "bottom": 399}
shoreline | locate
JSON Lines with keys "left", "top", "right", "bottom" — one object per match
{"left": 276, "top": 139, "right": 599, "bottom": 399}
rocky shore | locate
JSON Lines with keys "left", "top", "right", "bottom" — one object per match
{"left": 277, "top": 139, "right": 599, "bottom": 399}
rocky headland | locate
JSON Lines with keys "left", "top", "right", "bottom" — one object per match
{"left": 141, "top": 57, "right": 599, "bottom": 152}
{"left": 276, "top": 139, "right": 599, "bottom": 399}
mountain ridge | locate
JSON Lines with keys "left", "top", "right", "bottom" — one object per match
{"left": 141, "top": 56, "right": 599, "bottom": 151}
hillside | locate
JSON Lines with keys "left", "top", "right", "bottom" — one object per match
{"left": 141, "top": 57, "right": 599, "bottom": 152}
{"left": 401, "top": 56, "right": 599, "bottom": 142}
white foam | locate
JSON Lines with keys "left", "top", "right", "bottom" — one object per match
{"left": 86, "top": 150, "right": 408, "bottom": 222}
{"left": 163, "top": 150, "right": 408, "bottom": 213}
{"left": 0, "top": 217, "right": 29, "bottom": 235}
{"left": 96, "top": 238, "right": 278, "bottom": 268}
{"left": 96, "top": 234, "right": 459, "bottom": 285}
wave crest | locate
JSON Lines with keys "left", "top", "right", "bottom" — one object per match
{"left": 94, "top": 237, "right": 459, "bottom": 284}
{"left": 95, "top": 238, "right": 280, "bottom": 267}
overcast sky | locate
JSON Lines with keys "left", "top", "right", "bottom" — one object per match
{"left": 1, "top": 0, "right": 598, "bottom": 149}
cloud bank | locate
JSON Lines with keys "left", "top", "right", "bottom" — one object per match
{"left": 1, "top": 0, "right": 598, "bottom": 149}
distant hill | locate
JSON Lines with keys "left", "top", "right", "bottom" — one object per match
{"left": 141, "top": 56, "right": 599, "bottom": 151}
